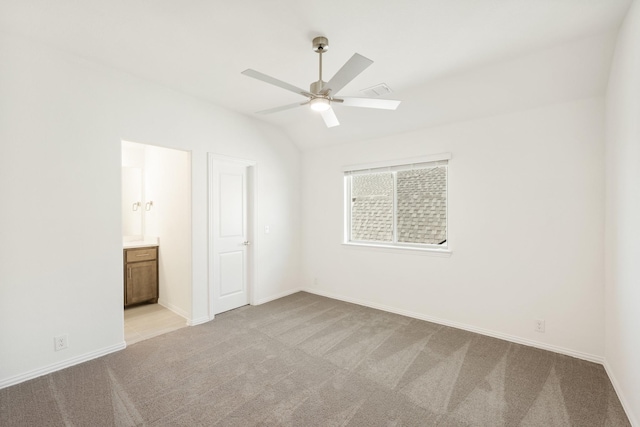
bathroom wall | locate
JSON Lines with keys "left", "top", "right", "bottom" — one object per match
{"left": 143, "top": 144, "right": 192, "bottom": 319}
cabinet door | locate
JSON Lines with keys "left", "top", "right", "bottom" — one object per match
{"left": 126, "top": 261, "right": 158, "bottom": 305}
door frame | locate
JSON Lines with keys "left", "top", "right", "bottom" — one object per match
{"left": 207, "top": 153, "right": 256, "bottom": 319}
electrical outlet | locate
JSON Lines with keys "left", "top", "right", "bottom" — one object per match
{"left": 535, "top": 319, "right": 545, "bottom": 333}
{"left": 314, "top": 278, "right": 318, "bottom": 286}
{"left": 54, "top": 334, "right": 68, "bottom": 351}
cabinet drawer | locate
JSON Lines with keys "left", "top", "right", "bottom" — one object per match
{"left": 125, "top": 247, "right": 157, "bottom": 262}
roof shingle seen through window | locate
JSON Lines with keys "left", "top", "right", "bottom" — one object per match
{"left": 350, "top": 167, "right": 446, "bottom": 245}
{"left": 351, "top": 173, "right": 393, "bottom": 242}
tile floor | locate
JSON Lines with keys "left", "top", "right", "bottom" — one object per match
{"left": 124, "top": 303, "right": 187, "bottom": 345}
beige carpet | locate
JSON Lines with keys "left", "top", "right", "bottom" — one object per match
{"left": 0, "top": 292, "right": 630, "bottom": 426}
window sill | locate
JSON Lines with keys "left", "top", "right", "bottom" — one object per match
{"left": 341, "top": 242, "right": 452, "bottom": 257}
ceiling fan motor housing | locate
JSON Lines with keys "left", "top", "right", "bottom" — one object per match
{"left": 312, "top": 36, "right": 328, "bottom": 52}
{"left": 310, "top": 80, "right": 326, "bottom": 96}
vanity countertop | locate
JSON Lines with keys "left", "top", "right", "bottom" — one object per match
{"left": 123, "top": 236, "right": 159, "bottom": 249}
{"left": 124, "top": 242, "right": 158, "bottom": 249}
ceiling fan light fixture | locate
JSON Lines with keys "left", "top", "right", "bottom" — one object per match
{"left": 309, "top": 97, "right": 331, "bottom": 112}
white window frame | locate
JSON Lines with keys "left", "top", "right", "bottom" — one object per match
{"left": 343, "top": 153, "right": 451, "bottom": 255}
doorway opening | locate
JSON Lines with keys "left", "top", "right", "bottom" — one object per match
{"left": 121, "top": 140, "right": 192, "bottom": 344}
{"left": 208, "top": 154, "right": 256, "bottom": 317}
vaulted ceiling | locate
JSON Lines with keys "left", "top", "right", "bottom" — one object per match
{"left": 0, "top": 0, "right": 632, "bottom": 149}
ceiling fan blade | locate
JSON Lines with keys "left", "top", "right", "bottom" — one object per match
{"left": 320, "top": 108, "right": 340, "bottom": 128}
{"left": 256, "top": 102, "right": 307, "bottom": 115}
{"left": 335, "top": 97, "right": 401, "bottom": 110}
{"left": 322, "top": 53, "right": 373, "bottom": 96}
{"left": 242, "top": 69, "right": 312, "bottom": 98}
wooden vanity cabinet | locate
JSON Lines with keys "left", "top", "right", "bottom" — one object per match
{"left": 124, "top": 246, "right": 158, "bottom": 307}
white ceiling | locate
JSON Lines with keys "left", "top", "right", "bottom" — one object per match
{"left": 0, "top": 0, "right": 632, "bottom": 150}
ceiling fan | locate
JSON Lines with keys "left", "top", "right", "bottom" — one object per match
{"left": 241, "top": 36, "right": 401, "bottom": 128}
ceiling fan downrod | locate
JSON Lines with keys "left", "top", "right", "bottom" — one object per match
{"left": 311, "top": 36, "right": 329, "bottom": 96}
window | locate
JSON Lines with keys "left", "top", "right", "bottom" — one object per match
{"left": 344, "top": 154, "right": 449, "bottom": 251}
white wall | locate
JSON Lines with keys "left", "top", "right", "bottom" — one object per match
{"left": 605, "top": 0, "right": 640, "bottom": 424}
{"left": 0, "top": 32, "right": 301, "bottom": 387}
{"left": 302, "top": 97, "right": 605, "bottom": 360}
{"left": 144, "top": 144, "right": 192, "bottom": 319}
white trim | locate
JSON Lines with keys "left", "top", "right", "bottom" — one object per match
{"left": 343, "top": 153, "right": 451, "bottom": 172}
{"left": 253, "top": 288, "right": 302, "bottom": 306}
{"left": 247, "top": 163, "right": 256, "bottom": 309}
{"left": 603, "top": 361, "right": 638, "bottom": 427}
{"left": 208, "top": 153, "right": 257, "bottom": 167}
{"left": 303, "top": 288, "right": 603, "bottom": 364}
{"left": 207, "top": 153, "right": 214, "bottom": 319}
{"left": 0, "top": 342, "right": 126, "bottom": 390}
{"left": 342, "top": 242, "right": 452, "bottom": 257}
{"left": 187, "top": 316, "right": 212, "bottom": 326}
{"left": 343, "top": 176, "right": 351, "bottom": 243}
{"left": 392, "top": 172, "right": 398, "bottom": 244}
{"left": 158, "top": 300, "right": 189, "bottom": 324}
{"left": 446, "top": 156, "right": 450, "bottom": 249}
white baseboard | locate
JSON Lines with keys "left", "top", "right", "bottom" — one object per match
{"left": 0, "top": 342, "right": 126, "bottom": 390}
{"left": 603, "top": 360, "right": 638, "bottom": 427}
{"left": 158, "top": 300, "right": 189, "bottom": 324}
{"left": 187, "top": 316, "right": 211, "bottom": 326}
{"left": 157, "top": 300, "right": 211, "bottom": 326}
{"left": 253, "top": 288, "right": 302, "bottom": 306}
{"left": 304, "top": 288, "right": 603, "bottom": 364}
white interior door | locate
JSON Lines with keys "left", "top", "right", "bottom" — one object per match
{"left": 209, "top": 156, "right": 252, "bottom": 315}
